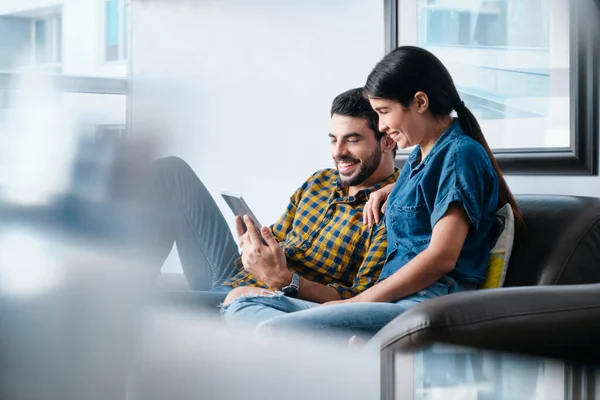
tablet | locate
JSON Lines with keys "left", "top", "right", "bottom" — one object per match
{"left": 221, "top": 191, "right": 263, "bottom": 233}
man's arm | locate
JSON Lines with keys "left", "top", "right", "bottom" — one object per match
{"left": 239, "top": 216, "right": 387, "bottom": 303}
{"left": 281, "top": 220, "right": 388, "bottom": 303}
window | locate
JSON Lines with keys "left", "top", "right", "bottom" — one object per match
{"left": 386, "top": 0, "right": 598, "bottom": 174}
{"left": 31, "top": 15, "right": 62, "bottom": 65}
{"left": 105, "top": 0, "right": 128, "bottom": 62}
{"left": 0, "top": 0, "right": 129, "bottom": 206}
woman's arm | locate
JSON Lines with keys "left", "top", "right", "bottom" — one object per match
{"left": 352, "top": 203, "right": 470, "bottom": 303}
{"left": 363, "top": 183, "right": 395, "bottom": 227}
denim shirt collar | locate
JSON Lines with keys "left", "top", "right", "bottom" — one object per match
{"left": 408, "top": 119, "right": 462, "bottom": 174}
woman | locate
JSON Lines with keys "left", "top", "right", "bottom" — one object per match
{"left": 252, "top": 45, "right": 523, "bottom": 340}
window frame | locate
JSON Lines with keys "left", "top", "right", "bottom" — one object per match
{"left": 384, "top": 0, "right": 599, "bottom": 175}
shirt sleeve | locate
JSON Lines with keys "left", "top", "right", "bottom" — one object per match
{"left": 430, "top": 141, "right": 498, "bottom": 230}
{"left": 327, "top": 220, "right": 388, "bottom": 299}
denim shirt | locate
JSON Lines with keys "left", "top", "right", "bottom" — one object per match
{"left": 379, "top": 120, "right": 499, "bottom": 284}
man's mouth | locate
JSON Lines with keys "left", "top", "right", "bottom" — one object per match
{"left": 337, "top": 160, "right": 359, "bottom": 174}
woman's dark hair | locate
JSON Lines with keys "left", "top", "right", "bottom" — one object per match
{"left": 364, "top": 45, "right": 524, "bottom": 228}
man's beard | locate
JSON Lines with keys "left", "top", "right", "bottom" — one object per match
{"left": 337, "top": 143, "right": 382, "bottom": 187}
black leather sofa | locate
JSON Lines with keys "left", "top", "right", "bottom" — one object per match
{"left": 372, "top": 194, "right": 600, "bottom": 365}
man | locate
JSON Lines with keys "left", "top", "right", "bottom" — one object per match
{"left": 152, "top": 88, "right": 397, "bottom": 312}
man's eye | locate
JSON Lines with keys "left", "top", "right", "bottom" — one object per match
{"left": 348, "top": 139, "right": 360, "bottom": 143}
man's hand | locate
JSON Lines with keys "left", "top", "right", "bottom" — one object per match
{"left": 236, "top": 215, "right": 291, "bottom": 289}
{"left": 363, "top": 183, "right": 395, "bottom": 227}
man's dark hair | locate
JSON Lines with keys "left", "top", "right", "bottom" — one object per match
{"left": 330, "top": 87, "right": 397, "bottom": 157}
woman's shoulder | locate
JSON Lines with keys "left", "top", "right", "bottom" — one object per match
{"left": 450, "top": 133, "right": 494, "bottom": 170}
{"left": 428, "top": 130, "right": 498, "bottom": 187}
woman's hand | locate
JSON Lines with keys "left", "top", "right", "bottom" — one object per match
{"left": 363, "top": 183, "right": 395, "bottom": 227}
{"left": 320, "top": 293, "right": 371, "bottom": 307}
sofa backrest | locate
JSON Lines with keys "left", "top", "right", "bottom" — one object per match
{"left": 505, "top": 195, "right": 600, "bottom": 287}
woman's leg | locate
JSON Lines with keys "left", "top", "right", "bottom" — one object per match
{"left": 255, "top": 275, "right": 475, "bottom": 341}
{"left": 255, "top": 301, "right": 413, "bottom": 341}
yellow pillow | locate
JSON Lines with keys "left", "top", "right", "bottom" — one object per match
{"left": 481, "top": 203, "right": 515, "bottom": 289}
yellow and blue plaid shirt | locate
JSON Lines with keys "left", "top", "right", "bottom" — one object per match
{"left": 220, "top": 168, "right": 399, "bottom": 299}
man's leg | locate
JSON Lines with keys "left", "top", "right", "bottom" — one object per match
{"left": 221, "top": 293, "right": 318, "bottom": 330}
{"left": 151, "top": 156, "right": 240, "bottom": 290}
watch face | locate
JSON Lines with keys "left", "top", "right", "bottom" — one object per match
{"left": 282, "top": 285, "right": 299, "bottom": 298}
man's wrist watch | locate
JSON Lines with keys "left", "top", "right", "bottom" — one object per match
{"left": 281, "top": 272, "right": 300, "bottom": 298}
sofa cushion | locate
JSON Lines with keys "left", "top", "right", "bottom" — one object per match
{"left": 482, "top": 203, "right": 515, "bottom": 289}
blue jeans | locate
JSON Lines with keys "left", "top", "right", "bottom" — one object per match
{"left": 151, "top": 157, "right": 237, "bottom": 304}
{"left": 222, "top": 275, "right": 476, "bottom": 340}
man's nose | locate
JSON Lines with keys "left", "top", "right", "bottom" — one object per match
{"left": 333, "top": 142, "right": 348, "bottom": 159}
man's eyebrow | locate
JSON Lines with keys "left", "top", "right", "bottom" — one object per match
{"left": 328, "top": 132, "right": 363, "bottom": 140}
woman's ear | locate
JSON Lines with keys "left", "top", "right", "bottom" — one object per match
{"left": 413, "top": 91, "right": 429, "bottom": 114}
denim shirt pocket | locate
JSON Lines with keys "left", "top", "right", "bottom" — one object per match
{"left": 388, "top": 203, "right": 432, "bottom": 244}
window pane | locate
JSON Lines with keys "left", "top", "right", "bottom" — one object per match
{"left": 34, "top": 20, "right": 48, "bottom": 63}
{"left": 106, "top": 0, "right": 120, "bottom": 61}
{"left": 0, "top": 1, "right": 127, "bottom": 77}
{"left": 122, "top": 0, "right": 128, "bottom": 59}
{"left": 56, "top": 17, "right": 62, "bottom": 63}
{"left": 403, "top": 0, "right": 570, "bottom": 150}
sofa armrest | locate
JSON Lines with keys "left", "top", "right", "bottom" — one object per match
{"left": 371, "top": 284, "right": 600, "bottom": 364}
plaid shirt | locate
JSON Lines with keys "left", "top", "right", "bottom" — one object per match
{"left": 219, "top": 168, "right": 399, "bottom": 299}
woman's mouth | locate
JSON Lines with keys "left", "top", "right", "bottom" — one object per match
{"left": 389, "top": 131, "right": 400, "bottom": 140}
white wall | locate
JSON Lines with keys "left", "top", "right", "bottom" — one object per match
{"left": 130, "top": 0, "right": 385, "bottom": 272}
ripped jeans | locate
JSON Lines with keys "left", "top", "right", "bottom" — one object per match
{"left": 221, "top": 275, "right": 477, "bottom": 341}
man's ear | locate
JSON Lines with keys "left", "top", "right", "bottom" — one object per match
{"left": 381, "top": 133, "right": 397, "bottom": 153}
